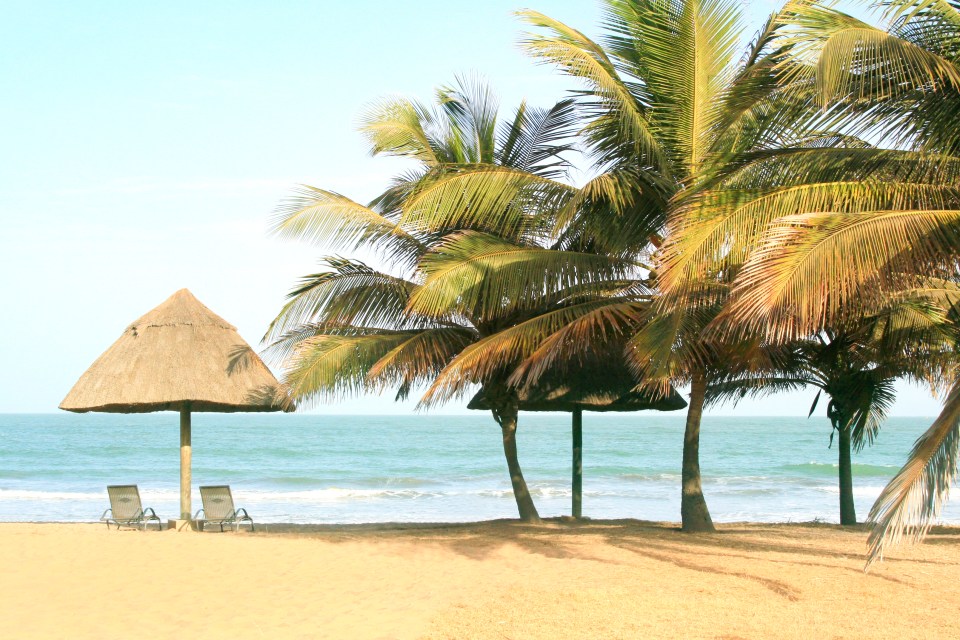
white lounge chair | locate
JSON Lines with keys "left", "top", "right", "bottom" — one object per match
{"left": 195, "top": 485, "right": 254, "bottom": 532}
{"left": 101, "top": 485, "right": 162, "bottom": 530}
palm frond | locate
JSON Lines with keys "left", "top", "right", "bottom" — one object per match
{"left": 366, "top": 327, "right": 478, "bottom": 400}
{"left": 358, "top": 96, "right": 443, "bottom": 164}
{"left": 271, "top": 186, "right": 424, "bottom": 264}
{"left": 661, "top": 179, "right": 960, "bottom": 293}
{"left": 704, "top": 375, "right": 813, "bottom": 408}
{"left": 264, "top": 257, "right": 419, "bottom": 344}
{"left": 518, "top": 8, "right": 671, "bottom": 175}
{"left": 867, "top": 377, "right": 960, "bottom": 566}
{"left": 508, "top": 298, "right": 649, "bottom": 389}
{"left": 407, "top": 231, "right": 634, "bottom": 321}
{"left": 400, "top": 165, "right": 576, "bottom": 241}
{"left": 607, "top": 0, "right": 745, "bottom": 173}
{"left": 437, "top": 74, "right": 500, "bottom": 164}
{"left": 282, "top": 331, "right": 418, "bottom": 405}
{"left": 420, "top": 299, "right": 632, "bottom": 406}
{"left": 498, "top": 98, "right": 578, "bottom": 178}
{"left": 724, "top": 208, "right": 960, "bottom": 341}
{"left": 848, "top": 372, "right": 897, "bottom": 450}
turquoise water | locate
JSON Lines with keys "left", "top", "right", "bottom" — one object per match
{"left": 1, "top": 413, "right": 957, "bottom": 524}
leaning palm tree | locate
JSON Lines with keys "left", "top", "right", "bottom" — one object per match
{"left": 266, "top": 77, "right": 629, "bottom": 522}
{"left": 658, "top": 0, "right": 960, "bottom": 560}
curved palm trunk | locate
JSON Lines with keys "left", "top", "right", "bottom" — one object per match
{"left": 836, "top": 420, "right": 857, "bottom": 525}
{"left": 498, "top": 406, "right": 541, "bottom": 522}
{"left": 681, "top": 373, "right": 715, "bottom": 532}
{"left": 487, "top": 383, "right": 540, "bottom": 523}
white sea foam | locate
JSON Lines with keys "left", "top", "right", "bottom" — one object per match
{"left": 0, "top": 489, "right": 104, "bottom": 501}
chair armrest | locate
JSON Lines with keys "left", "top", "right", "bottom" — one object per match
{"left": 100, "top": 508, "right": 113, "bottom": 521}
{"left": 142, "top": 507, "right": 159, "bottom": 518}
{"left": 193, "top": 508, "right": 205, "bottom": 519}
{"left": 236, "top": 508, "right": 251, "bottom": 519}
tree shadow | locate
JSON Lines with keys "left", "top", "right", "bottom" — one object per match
{"left": 246, "top": 519, "right": 960, "bottom": 580}
{"left": 226, "top": 344, "right": 257, "bottom": 375}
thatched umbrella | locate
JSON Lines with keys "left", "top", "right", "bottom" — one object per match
{"left": 60, "top": 288, "right": 292, "bottom": 523}
{"left": 468, "top": 360, "right": 686, "bottom": 518}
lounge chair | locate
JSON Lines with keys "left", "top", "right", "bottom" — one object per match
{"left": 101, "top": 485, "right": 162, "bottom": 530}
{"left": 195, "top": 485, "right": 254, "bottom": 532}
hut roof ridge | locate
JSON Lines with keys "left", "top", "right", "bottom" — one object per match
{"left": 127, "top": 288, "right": 236, "bottom": 331}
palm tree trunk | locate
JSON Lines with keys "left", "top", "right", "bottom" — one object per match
{"left": 486, "top": 382, "right": 540, "bottom": 523}
{"left": 837, "top": 422, "right": 857, "bottom": 525}
{"left": 681, "top": 372, "right": 715, "bottom": 532}
{"left": 496, "top": 404, "right": 541, "bottom": 522}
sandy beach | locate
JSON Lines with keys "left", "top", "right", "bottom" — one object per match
{"left": 1, "top": 520, "right": 957, "bottom": 639}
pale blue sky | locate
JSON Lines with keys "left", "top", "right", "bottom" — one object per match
{"left": 0, "top": 1, "right": 940, "bottom": 415}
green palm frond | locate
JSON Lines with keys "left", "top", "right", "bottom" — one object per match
{"left": 867, "top": 377, "right": 960, "bottom": 566}
{"left": 282, "top": 331, "right": 418, "bottom": 405}
{"left": 607, "top": 0, "right": 745, "bottom": 173}
{"left": 498, "top": 98, "right": 578, "bottom": 178}
{"left": 552, "top": 167, "right": 669, "bottom": 248}
{"left": 264, "top": 257, "right": 419, "bottom": 343}
{"left": 778, "top": 1, "right": 960, "bottom": 101}
{"left": 368, "top": 167, "right": 428, "bottom": 220}
{"left": 626, "top": 304, "right": 720, "bottom": 391}
{"left": 847, "top": 372, "right": 897, "bottom": 450}
{"left": 704, "top": 375, "right": 813, "bottom": 408}
{"left": 508, "top": 298, "right": 649, "bottom": 388}
{"left": 407, "top": 231, "right": 634, "bottom": 321}
{"left": 661, "top": 179, "right": 960, "bottom": 293}
{"left": 707, "top": 147, "right": 960, "bottom": 194}
{"left": 518, "top": 8, "right": 671, "bottom": 175}
{"left": 358, "top": 96, "right": 443, "bottom": 164}
{"left": 366, "top": 327, "right": 478, "bottom": 400}
{"left": 818, "top": 26, "right": 960, "bottom": 102}
{"left": 400, "top": 165, "right": 576, "bottom": 241}
{"left": 881, "top": 0, "right": 960, "bottom": 29}
{"left": 420, "top": 299, "right": 633, "bottom": 406}
{"left": 261, "top": 323, "right": 327, "bottom": 365}
{"left": 271, "top": 186, "right": 424, "bottom": 264}
{"left": 437, "top": 74, "right": 500, "bottom": 164}
{"left": 869, "top": 279, "right": 960, "bottom": 341}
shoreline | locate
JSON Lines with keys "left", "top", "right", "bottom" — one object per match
{"left": 3, "top": 520, "right": 958, "bottom": 638}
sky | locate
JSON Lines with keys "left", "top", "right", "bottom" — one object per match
{"left": 0, "top": 0, "right": 942, "bottom": 416}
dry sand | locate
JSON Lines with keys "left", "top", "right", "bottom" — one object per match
{"left": 1, "top": 520, "right": 957, "bottom": 639}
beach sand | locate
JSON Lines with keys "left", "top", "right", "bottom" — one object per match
{"left": 1, "top": 520, "right": 957, "bottom": 639}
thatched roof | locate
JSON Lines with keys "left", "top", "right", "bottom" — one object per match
{"left": 467, "top": 359, "right": 687, "bottom": 413}
{"left": 60, "top": 289, "right": 292, "bottom": 413}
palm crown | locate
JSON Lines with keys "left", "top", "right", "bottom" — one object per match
{"left": 265, "top": 76, "right": 640, "bottom": 521}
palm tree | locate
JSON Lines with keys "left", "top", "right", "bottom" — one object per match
{"left": 706, "top": 303, "right": 954, "bottom": 525}
{"left": 401, "top": 0, "right": 843, "bottom": 533}
{"left": 655, "top": 0, "right": 960, "bottom": 560}
{"left": 265, "top": 77, "right": 630, "bottom": 522}
{"left": 485, "top": 0, "right": 840, "bottom": 531}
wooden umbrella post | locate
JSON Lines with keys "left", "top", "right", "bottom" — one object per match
{"left": 180, "top": 404, "right": 192, "bottom": 521}
{"left": 572, "top": 407, "right": 583, "bottom": 519}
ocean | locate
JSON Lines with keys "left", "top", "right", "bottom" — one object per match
{"left": 1, "top": 412, "right": 957, "bottom": 525}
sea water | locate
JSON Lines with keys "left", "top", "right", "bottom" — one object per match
{"left": 1, "top": 413, "right": 957, "bottom": 525}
